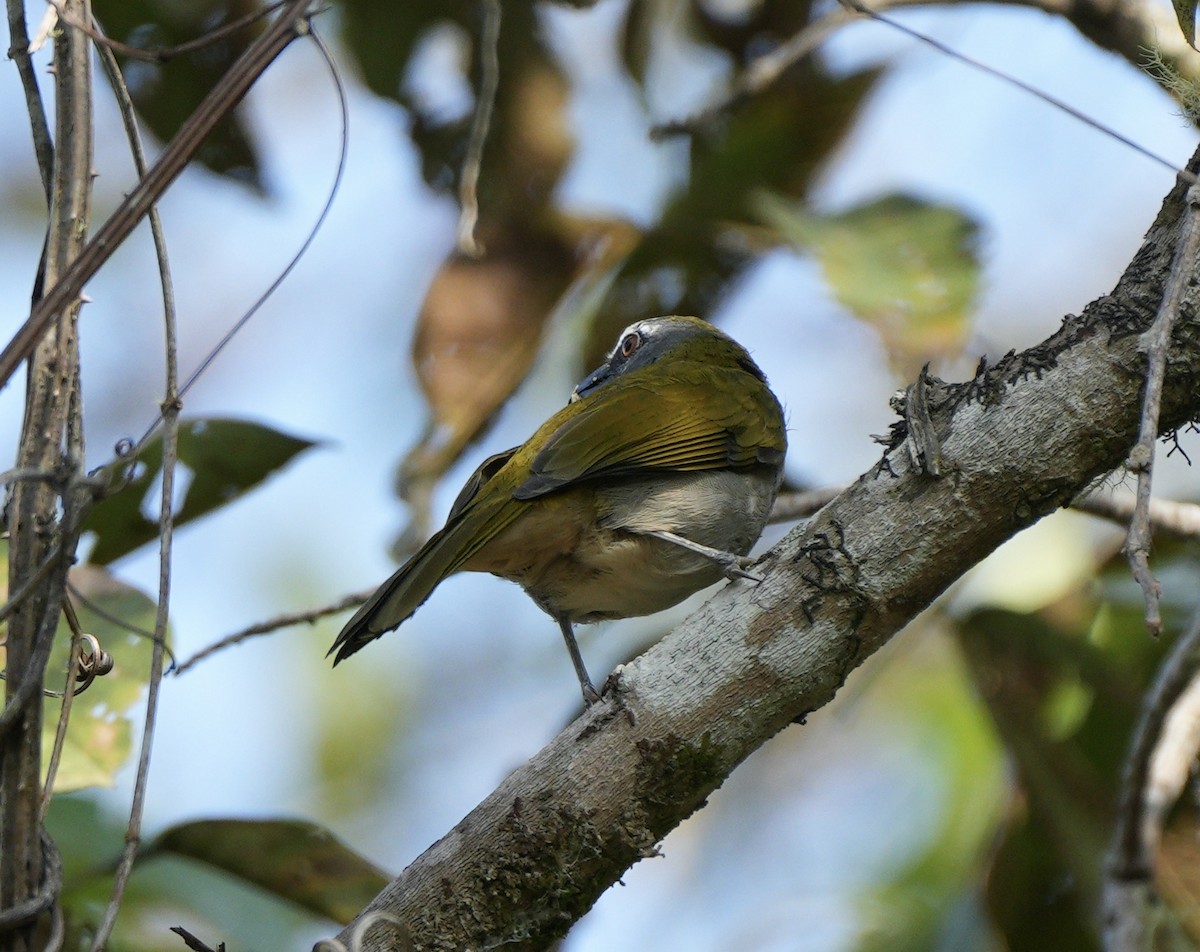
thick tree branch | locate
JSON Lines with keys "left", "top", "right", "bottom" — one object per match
{"left": 1, "top": 3, "right": 92, "bottom": 948}
{"left": 328, "top": 149, "right": 1200, "bottom": 950}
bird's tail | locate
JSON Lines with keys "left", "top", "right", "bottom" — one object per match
{"left": 328, "top": 496, "right": 521, "bottom": 664}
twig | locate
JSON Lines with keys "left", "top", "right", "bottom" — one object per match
{"left": 0, "top": 0, "right": 317, "bottom": 394}
{"left": 173, "top": 589, "right": 373, "bottom": 675}
{"left": 1104, "top": 605, "right": 1200, "bottom": 950}
{"left": 1075, "top": 492, "right": 1200, "bottom": 539}
{"left": 38, "top": 601, "right": 86, "bottom": 820}
{"left": 1122, "top": 183, "right": 1200, "bottom": 635}
{"left": 767, "top": 487, "right": 844, "bottom": 524}
{"left": 86, "top": 14, "right": 182, "bottom": 946}
{"left": 651, "top": 0, "right": 860, "bottom": 138}
{"left": 904, "top": 364, "right": 944, "bottom": 477}
{"left": 133, "top": 13, "right": 350, "bottom": 449}
{"left": 169, "top": 926, "right": 226, "bottom": 952}
{"left": 775, "top": 485, "right": 1200, "bottom": 537}
{"left": 456, "top": 0, "right": 501, "bottom": 257}
{"left": 6, "top": 0, "right": 55, "bottom": 197}
{"left": 848, "top": 0, "right": 1198, "bottom": 184}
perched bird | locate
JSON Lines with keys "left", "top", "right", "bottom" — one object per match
{"left": 330, "top": 315, "right": 787, "bottom": 703}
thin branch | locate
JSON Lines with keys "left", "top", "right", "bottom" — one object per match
{"left": 173, "top": 589, "right": 373, "bottom": 676}
{"left": 38, "top": 601, "right": 91, "bottom": 821}
{"left": 1104, "top": 606, "right": 1200, "bottom": 951}
{"left": 1, "top": 0, "right": 92, "bottom": 941}
{"left": 1123, "top": 183, "right": 1200, "bottom": 635}
{"left": 1075, "top": 492, "right": 1200, "bottom": 539}
{"left": 456, "top": 0, "right": 501, "bottom": 257}
{"left": 775, "top": 486, "right": 1200, "bottom": 537}
{"left": 88, "top": 417, "right": 177, "bottom": 952}
{"left": 169, "top": 926, "right": 226, "bottom": 952}
{"left": 0, "top": 0, "right": 317, "bottom": 394}
{"left": 85, "top": 16, "right": 182, "bottom": 947}
{"left": 5, "top": 0, "right": 55, "bottom": 197}
{"left": 767, "top": 486, "right": 844, "bottom": 524}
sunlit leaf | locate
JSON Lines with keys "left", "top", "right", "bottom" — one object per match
{"left": 757, "top": 191, "right": 980, "bottom": 371}
{"left": 85, "top": 418, "right": 319, "bottom": 565}
{"left": 0, "top": 542, "right": 164, "bottom": 793}
{"left": 44, "top": 564, "right": 166, "bottom": 793}
{"left": 91, "top": 0, "right": 265, "bottom": 187}
{"left": 147, "top": 818, "right": 390, "bottom": 924}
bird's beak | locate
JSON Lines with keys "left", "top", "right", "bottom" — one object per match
{"left": 570, "top": 362, "right": 612, "bottom": 403}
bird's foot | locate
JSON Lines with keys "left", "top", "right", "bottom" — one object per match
{"left": 718, "top": 553, "right": 763, "bottom": 583}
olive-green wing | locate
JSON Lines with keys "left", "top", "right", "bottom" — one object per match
{"left": 514, "top": 363, "right": 785, "bottom": 500}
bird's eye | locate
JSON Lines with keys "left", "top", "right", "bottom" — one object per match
{"left": 619, "top": 332, "right": 641, "bottom": 358}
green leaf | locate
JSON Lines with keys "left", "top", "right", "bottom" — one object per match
{"left": 0, "top": 540, "right": 164, "bottom": 793}
{"left": 85, "top": 418, "right": 319, "bottom": 565}
{"left": 757, "top": 191, "right": 980, "bottom": 369}
{"left": 91, "top": 0, "right": 265, "bottom": 187}
{"left": 42, "top": 563, "right": 165, "bottom": 793}
{"left": 147, "top": 818, "right": 390, "bottom": 924}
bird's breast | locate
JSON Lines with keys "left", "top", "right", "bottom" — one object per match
{"left": 462, "top": 467, "right": 780, "bottom": 624}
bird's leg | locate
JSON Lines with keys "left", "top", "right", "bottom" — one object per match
{"left": 644, "top": 530, "right": 763, "bottom": 582}
{"left": 556, "top": 614, "right": 601, "bottom": 705}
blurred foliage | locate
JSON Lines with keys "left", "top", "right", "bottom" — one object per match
{"left": 145, "top": 818, "right": 390, "bottom": 923}
{"left": 956, "top": 537, "right": 1200, "bottom": 950}
{"left": 92, "top": 0, "right": 265, "bottom": 188}
{"left": 758, "top": 191, "right": 980, "bottom": 373}
{"left": 0, "top": 543, "right": 164, "bottom": 794}
{"left": 49, "top": 797, "right": 374, "bottom": 950}
{"left": 311, "top": 660, "right": 412, "bottom": 817}
{"left": 851, "top": 629, "right": 1007, "bottom": 952}
{"left": 85, "top": 417, "right": 318, "bottom": 565}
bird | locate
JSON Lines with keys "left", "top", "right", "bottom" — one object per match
{"left": 329, "top": 315, "right": 787, "bottom": 704}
